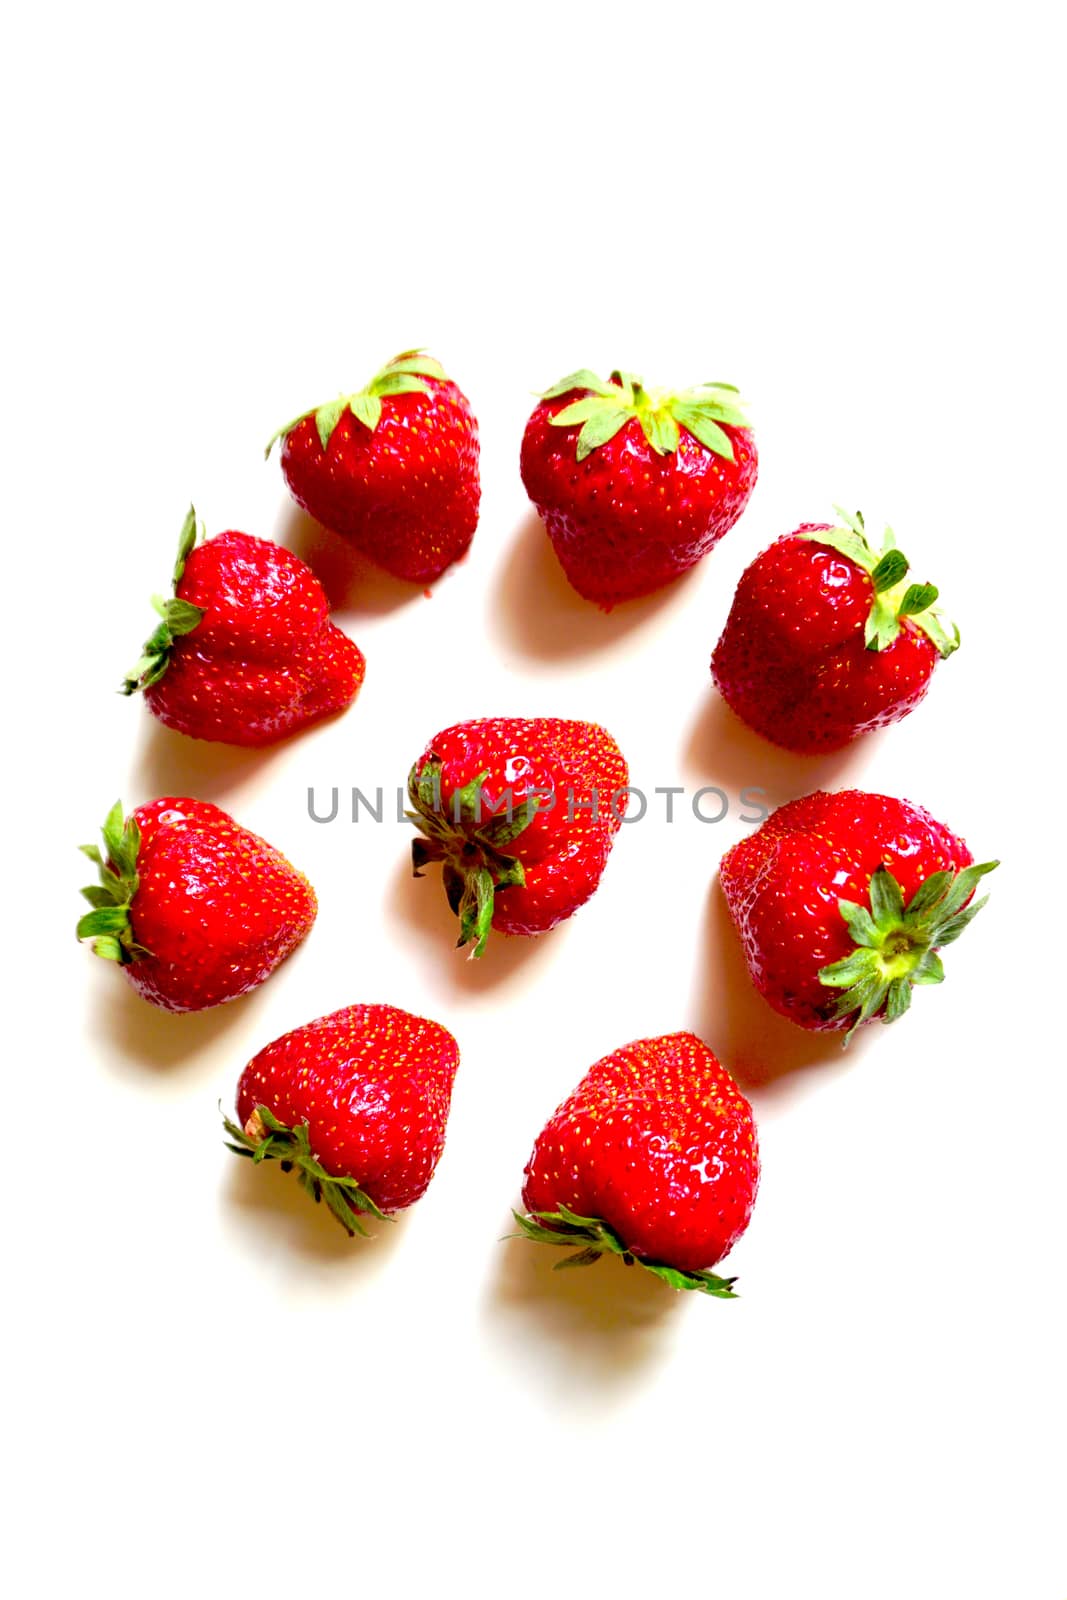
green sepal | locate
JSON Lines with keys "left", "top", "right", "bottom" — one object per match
{"left": 819, "top": 859, "right": 999, "bottom": 1042}
{"left": 264, "top": 349, "right": 449, "bottom": 458}
{"left": 222, "top": 1103, "right": 388, "bottom": 1238}
{"left": 542, "top": 368, "right": 749, "bottom": 464}
{"left": 801, "top": 508, "right": 959, "bottom": 659}
{"left": 510, "top": 1206, "right": 738, "bottom": 1298}
{"left": 121, "top": 507, "right": 206, "bottom": 695}
{"left": 406, "top": 756, "right": 537, "bottom": 958}
{"left": 76, "top": 801, "right": 150, "bottom": 964}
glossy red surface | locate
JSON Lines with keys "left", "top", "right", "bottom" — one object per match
{"left": 123, "top": 797, "right": 317, "bottom": 1012}
{"left": 712, "top": 526, "right": 939, "bottom": 752}
{"left": 236, "top": 1003, "right": 460, "bottom": 1213}
{"left": 281, "top": 377, "right": 480, "bottom": 584}
{"left": 145, "top": 530, "right": 364, "bottom": 746}
{"left": 412, "top": 716, "right": 628, "bottom": 938}
{"left": 720, "top": 790, "right": 975, "bottom": 1030}
{"left": 521, "top": 393, "right": 757, "bottom": 607}
{"left": 522, "top": 1032, "right": 759, "bottom": 1274}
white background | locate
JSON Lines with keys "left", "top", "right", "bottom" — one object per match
{"left": 5, "top": 4, "right": 1064, "bottom": 1596}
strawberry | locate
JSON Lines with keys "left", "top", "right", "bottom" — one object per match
{"left": 407, "top": 716, "right": 628, "bottom": 956}
{"left": 712, "top": 508, "right": 959, "bottom": 753}
{"left": 720, "top": 790, "right": 998, "bottom": 1039}
{"left": 266, "top": 351, "right": 480, "bottom": 584}
{"left": 76, "top": 797, "right": 316, "bottom": 1012}
{"left": 514, "top": 1032, "right": 759, "bottom": 1295}
{"left": 121, "top": 507, "right": 365, "bottom": 746}
{"left": 223, "top": 1004, "right": 460, "bottom": 1233}
{"left": 519, "top": 367, "right": 757, "bottom": 606}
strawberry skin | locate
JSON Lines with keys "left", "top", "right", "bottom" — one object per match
{"left": 123, "top": 509, "right": 365, "bottom": 746}
{"left": 516, "top": 1032, "right": 759, "bottom": 1292}
{"left": 77, "top": 798, "right": 316, "bottom": 1012}
{"left": 520, "top": 368, "right": 757, "bottom": 607}
{"left": 712, "top": 509, "right": 959, "bottom": 753}
{"left": 269, "top": 351, "right": 480, "bottom": 584}
{"left": 720, "top": 790, "right": 998, "bottom": 1038}
{"left": 407, "top": 716, "right": 628, "bottom": 954}
{"left": 226, "top": 1004, "right": 460, "bottom": 1230}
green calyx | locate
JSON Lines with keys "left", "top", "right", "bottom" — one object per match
{"left": 510, "top": 1205, "right": 739, "bottom": 1298}
{"left": 542, "top": 368, "right": 749, "bottom": 464}
{"left": 406, "top": 756, "right": 538, "bottom": 958}
{"left": 222, "top": 1103, "right": 389, "bottom": 1238}
{"left": 264, "top": 350, "right": 448, "bottom": 458}
{"left": 76, "top": 800, "right": 150, "bottom": 964}
{"left": 120, "top": 506, "right": 206, "bottom": 695}
{"left": 801, "top": 506, "right": 960, "bottom": 659}
{"left": 819, "top": 859, "right": 999, "bottom": 1042}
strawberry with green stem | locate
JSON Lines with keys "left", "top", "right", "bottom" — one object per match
{"left": 77, "top": 797, "right": 316, "bottom": 1012}
{"left": 515, "top": 1032, "right": 759, "bottom": 1296}
{"left": 712, "top": 507, "right": 958, "bottom": 752}
{"left": 719, "top": 790, "right": 998, "bottom": 1040}
{"left": 406, "top": 716, "right": 628, "bottom": 956}
{"left": 121, "top": 507, "right": 364, "bottom": 746}
{"left": 520, "top": 367, "right": 757, "bottom": 606}
{"left": 267, "top": 351, "right": 480, "bottom": 585}
{"left": 224, "top": 1004, "right": 460, "bottom": 1233}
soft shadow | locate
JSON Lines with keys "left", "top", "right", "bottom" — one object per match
{"left": 689, "top": 880, "right": 869, "bottom": 1100}
{"left": 491, "top": 511, "right": 697, "bottom": 660}
{"left": 275, "top": 503, "right": 429, "bottom": 616}
{"left": 128, "top": 717, "right": 270, "bottom": 804}
{"left": 226, "top": 1154, "right": 409, "bottom": 1268}
{"left": 485, "top": 1228, "right": 680, "bottom": 1399}
{"left": 88, "top": 968, "right": 259, "bottom": 1078}
{"left": 385, "top": 852, "right": 558, "bottom": 993}
{"left": 683, "top": 689, "right": 867, "bottom": 807}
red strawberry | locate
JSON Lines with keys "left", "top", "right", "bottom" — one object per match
{"left": 515, "top": 1032, "right": 759, "bottom": 1295}
{"left": 76, "top": 798, "right": 316, "bottom": 1012}
{"left": 407, "top": 716, "right": 628, "bottom": 955}
{"left": 121, "top": 507, "right": 365, "bottom": 746}
{"left": 712, "top": 508, "right": 959, "bottom": 753}
{"left": 520, "top": 367, "right": 757, "bottom": 607}
{"left": 720, "top": 790, "right": 998, "bottom": 1039}
{"left": 267, "top": 350, "right": 480, "bottom": 584}
{"left": 224, "top": 1004, "right": 460, "bottom": 1233}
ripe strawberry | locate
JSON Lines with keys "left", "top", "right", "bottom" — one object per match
{"left": 223, "top": 1004, "right": 460, "bottom": 1233}
{"left": 407, "top": 716, "right": 628, "bottom": 955}
{"left": 121, "top": 507, "right": 365, "bottom": 746}
{"left": 266, "top": 351, "right": 480, "bottom": 584}
{"left": 520, "top": 367, "right": 757, "bottom": 606}
{"left": 515, "top": 1032, "right": 759, "bottom": 1295}
{"left": 76, "top": 797, "right": 316, "bottom": 1012}
{"left": 720, "top": 790, "right": 998, "bottom": 1039}
{"left": 712, "top": 508, "right": 959, "bottom": 753}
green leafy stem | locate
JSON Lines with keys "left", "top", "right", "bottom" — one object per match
{"left": 265, "top": 350, "right": 449, "bottom": 458}
{"left": 801, "top": 507, "right": 959, "bottom": 658}
{"left": 819, "top": 858, "right": 999, "bottom": 1042}
{"left": 543, "top": 367, "right": 749, "bottom": 463}
{"left": 510, "top": 1204, "right": 739, "bottom": 1298}
{"left": 222, "top": 1103, "right": 389, "bottom": 1238}
{"left": 76, "top": 800, "right": 150, "bottom": 964}
{"left": 406, "top": 756, "right": 540, "bottom": 958}
{"left": 120, "top": 505, "right": 206, "bottom": 695}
